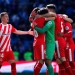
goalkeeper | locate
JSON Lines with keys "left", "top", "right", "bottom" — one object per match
{"left": 34, "top": 8, "right": 55, "bottom": 75}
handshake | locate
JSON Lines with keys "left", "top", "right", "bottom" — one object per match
{"left": 27, "top": 30, "right": 34, "bottom": 36}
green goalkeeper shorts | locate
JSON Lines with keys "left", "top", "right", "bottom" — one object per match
{"left": 46, "top": 43, "right": 55, "bottom": 60}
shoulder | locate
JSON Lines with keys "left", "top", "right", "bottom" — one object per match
{"left": 7, "top": 24, "right": 11, "bottom": 26}
{"left": 8, "top": 24, "right": 14, "bottom": 29}
{"left": 35, "top": 17, "right": 45, "bottom": 21}
{"left": 8, "top": 24, "right": 12, "bottom": 27}
{"left": 47, "top": 20, "right": 54, "bottom": 24}
{"left": 45, "top": 20, "right": 54, "bottom": 28}
{"left": 56, "top": 14, "right": 62, "bottom": 18}
{"left": 65, "top": 22, "right": 72, "bottom": 30}
{"left": 65, "top": 22, "right": 72, "bottom": 27}
{"left": 65, "top": 22, "right": 71, "bottom": 25}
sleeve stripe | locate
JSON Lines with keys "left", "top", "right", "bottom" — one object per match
{"left": 68, "top": 31, "right": 72, "bottom": 33}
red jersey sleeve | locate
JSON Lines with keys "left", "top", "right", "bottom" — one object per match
{"left": 11, "top": 25, "right": 16, "bottom": 33}
{"left": 63, "top": 22, "right": 72, "bottom": 37}
{"left": 31, "top": 17, "right": 46, "bottom": 29}
{"left": 34, "top": 17, "right": 46, "bottom": 26}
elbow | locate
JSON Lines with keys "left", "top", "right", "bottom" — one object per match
{"left": 66, "top": 18, "right": 73, "bottom": 23}
{"left": 70, "top": 20, "right": 73, "bottom": 23}
{"left": 68, "top": 19, "right": 73, "bottom": 23}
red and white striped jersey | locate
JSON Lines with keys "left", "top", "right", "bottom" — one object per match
{"left": 0, "top": 23, "right": 16, "bottom": 52}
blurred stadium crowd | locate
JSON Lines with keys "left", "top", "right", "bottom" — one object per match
{"left": 0, "top": 0, "right": 75, "bottom": 60}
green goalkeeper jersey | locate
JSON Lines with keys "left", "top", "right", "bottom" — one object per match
{"left": 35, "top": 20, "right": 55, "bottom": 44}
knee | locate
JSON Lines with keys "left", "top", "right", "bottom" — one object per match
{"left": 45, "top": 59, "right": 51, "bottom": 66}
{"left": 11, "top": 62, "right": 16, "bottom": 68}
{"left": 0, "top": 62, "right": 2, "bottom": 66}
{"left": 0, "top": 63, "right": 2, "bottom": 69}
{"left": 9, "top": 60, "right": 16, "bottom": 64}
{"left": 39, "top": 60, "right": 44, "bottom": 64}
{"left": 0, "top": 61, "right": 2, "bottom": 69}
{"left": 56, "top": 58, "right": 62, "bottom": 64}
{"left": 60, "top": 57, "right": 66, "bottom": 62}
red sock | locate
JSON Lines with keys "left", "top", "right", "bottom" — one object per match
{"left": 0, "top": 65, "right": 2, "bottom": 73}
{"left": 58, "top": 64, "right": 65, "bottom": 75}
{"left": 0, "top": 65, "right": 2, "bottom": 69}
{"left": 64, "top": 71, "right": 68, "bottom": 75}
{"left": 62, "top": 61, "right": 74, "bottom": 75}
{"left": 11, "top": 63, "right": 17, "bottom": 75}
{"left": 70, "top": 62, "right": 75, "bottom": 75}
{"left": 34, "top": 62, "right": 43, "bottom": 75}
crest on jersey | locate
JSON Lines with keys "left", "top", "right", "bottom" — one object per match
{"left": 65, "top": 26, "right": 69, "bottom": 30}
{"left": 48, "top": 21, "right": 52, "bottom": 25}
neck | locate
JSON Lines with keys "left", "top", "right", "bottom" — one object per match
{"left": 1, "top": 21, "right": 7, "bottom": 25}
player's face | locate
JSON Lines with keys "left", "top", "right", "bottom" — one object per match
{"left": 46, "top": 7, "right": 50, "bottom": 12}
{"left": 46, "top": 7, "right": 53, "bottom": 13}
{"left": 29, "top": 11, "right": 37, "bottom": 22}
{"left": 48, "top": 9, "right": 53, "bottom": 12}
{"left": 31, "top": 11, "right": 37, "bottom": 18}
{"left": 2, "top": 14, "right": 9, "bottom": 23}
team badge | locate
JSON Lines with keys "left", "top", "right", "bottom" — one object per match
{"left": 48, "top": 21, "right": 52, "bottom": 25}
{"left": 65, "top": 26, "right": 69, "bottom": 30}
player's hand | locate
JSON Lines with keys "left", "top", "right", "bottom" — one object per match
{"left": 57, "top": 32, "right": 63, "bottom": 37}
{"left": 28, "top": 31, "right": 34, "bottom": 35}
{"left": 31, "top": 22, "right": 37, "bottom": 29}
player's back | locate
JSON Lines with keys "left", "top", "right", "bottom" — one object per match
{"left": 33, "top": 17, "right": 46, "bottom": 45}
{"left": 55, "top": 14, "right": 65, "bottom": 40}
{"left": 64, "top": 21, "right": 74, "bottom": 45}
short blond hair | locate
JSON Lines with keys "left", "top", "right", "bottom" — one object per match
{"left": 0, "top": 12, "right": 8, "bottom": 19}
